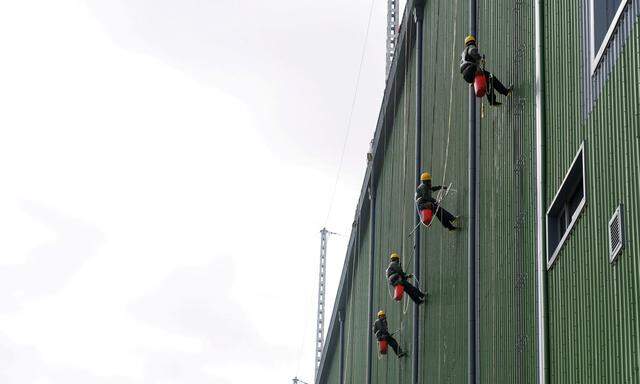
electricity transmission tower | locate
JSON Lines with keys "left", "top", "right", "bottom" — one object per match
{"left": 314, "top": 227, "right": 337, "bottom": 377}
{"left": 386, "top": 0, "right": 398, "bottom": 77}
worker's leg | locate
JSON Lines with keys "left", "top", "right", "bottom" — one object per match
{"left": 386, "top": 335, "right": 405, "bottom": 357}
{"left": 486, "top": 88, "right": 500, "bottom": 106}
{"left": 432, "top": 202, "right": 458, "bottom": 230}
{"left": 483, "top": 69, "right": 510, "bottom": 96}
{"left": 490, "top": 73, "right": 511, "bottom": 96}
{"left": 481, "top": 70, "right": 500, "bottom": 106}
{"left": 401, "top": 280, "right": 425, "bottom": 303}
{"left": 387, "top": 336, "right": 399, "bottom": 355}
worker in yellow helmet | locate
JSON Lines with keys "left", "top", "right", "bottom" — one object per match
{"left": 373, "top": 310, "right": 407, "bottom": 358}
{"left": 386, "top": 253, "right": 426, "bottom": 304}
{"left": 416, "top": 171, "right": 459, "bottom": 231}
{"left": 459, "top": 34, "right": 512, "bottom": 106}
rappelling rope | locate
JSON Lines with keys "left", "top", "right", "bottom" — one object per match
{"left": 398, "top": 0, "right": 410, "bottom": 314}
{"left": 397, "top": 15, "right": 413, "bottom": 302}
{"left": 430, "top": 2, "right": 459, "bottom": 225}
{"left": 428, "top": 0, "right": 441, "bottom": 161}
{"left": 403, "top": 247, "right": 416, "bottom": 280}
{"left": 407, "top": 0, "right": 458, "bottom": 234}
{"left": 377, "top": 87, "right": 393, "bottom": 365}
{"left": 383, "top": 57, "right": 397, "bottom": 384}
{"left": 402, "top": 285, "right": 411, "bottom": 314}
{"left": 385, "top": 35, "right": 399, "bottom": 303}
{"left": 395, "top": 23, "right": 412, "bottom": 375}
{"left": 480, "top": 54, "right": 489, "bottom": 119}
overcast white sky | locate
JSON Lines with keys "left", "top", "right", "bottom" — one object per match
{"left": 0, "top": 0, "right": 406, "bottom": 382}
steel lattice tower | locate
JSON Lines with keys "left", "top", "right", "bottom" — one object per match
{"left": 314, "top": 228, "right": 336, "bottom": 377}
{"left": 386, "top": 0, "right": 398, "bottom": 77}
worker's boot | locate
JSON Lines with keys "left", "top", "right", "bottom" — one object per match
{"left": 398, "top": 350, "right": 408, "bottom": 358}
{"left": 450, "top": 216, "right": 462, "bottom": 230}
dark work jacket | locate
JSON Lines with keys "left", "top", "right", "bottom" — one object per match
{"left": 415, "top": 182, "right": 444, "bottom": 210}
{"left": 373, "top": 317, "right": 389, "bottom": 340}
{"left": 386, "top": 260, "right": 405, "bottom": 286}
{"left": 460, "top": 43, "right": 482, "bottom": 83}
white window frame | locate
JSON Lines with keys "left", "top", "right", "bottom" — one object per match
{"left": 590, "top": 0, "right": 630, "bottom": 74}
{"left": 546, "top": 142, "right": 587, "bottom": 268}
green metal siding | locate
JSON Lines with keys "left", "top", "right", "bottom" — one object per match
{"left": 419, "top": 0, "right": 470, "bottom": 382}
{"left": 544, "top": 1, "right": 640, "bottom": 382}
{"left": 344, "top": 221, "right": 370, "bottom": 383}
{"left": 324, "top": 350, "right": 340, "bottom": 384}
{"left": 477, "top": 0, "right": 538, "bottom": 383}
{"left": 371, "top": 56, "right": 414, "bottom": 384}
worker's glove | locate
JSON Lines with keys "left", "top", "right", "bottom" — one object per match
{"left": 406, "top": 274, "right": 413, "bottom": 279}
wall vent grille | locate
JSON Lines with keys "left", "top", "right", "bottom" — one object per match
{"left": 609, "top": 204, "right": 624, "bottom": 263}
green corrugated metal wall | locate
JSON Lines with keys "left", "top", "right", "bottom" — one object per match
{"left": 419, "top": 0, "right": 470, "bottom": 382}
{"left": 319, "top": 0, "right": 540, "bottom": 382}
{"left": 324, "top": 348, "right": 340, "bottom": 383}
{"left": 477, "top": 0, "right": 538, "bottom": 383}
{"left": 544, "top": 1, "right": 640, "bottom": 382}
{"left": 370, "top": 51, "right": 414, "bottom": 384}
{"left": 345, "top": 220, "right": 371, "bottom": 383}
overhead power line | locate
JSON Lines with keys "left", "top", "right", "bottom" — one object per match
{"left": 324, "top": 0, "right": 377, "bottom": 227}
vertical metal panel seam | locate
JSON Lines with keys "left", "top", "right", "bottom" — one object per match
{"left": 366, "top": 177, "right": 376, "bottom": 384}
{"left": 412, "top": 2, "right": 425, "bottom": 384}
{"left": 468, "top": 0, "right": 478, "bottom": 381}
{"left": 534, "top": 0, "right": 548, "bottom": 382}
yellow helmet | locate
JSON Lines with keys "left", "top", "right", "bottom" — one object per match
{"left": 377, "top": 310, "right": 386, "bottom": 318}
{"left": 390, "top": 252, "right": 400, "bottom": 261}
{"left": 420, "top": 172, "right": 431, "bottom": 181}
{"left": 465, "top": 35, "right": 476, "bottom": 46}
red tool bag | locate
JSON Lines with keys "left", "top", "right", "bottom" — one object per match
{"left": 393, "top": 284, "right": 405, "bottom": 301}
{"left": 379, "top": 340, "right": 388, "bottom": 354}
{"left": 420, "top": 208, "right": 433, "bottom": 225}
{"left": 474, "top": 72, "right": 487, "bottom": 97}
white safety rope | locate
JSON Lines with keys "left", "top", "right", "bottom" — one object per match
{"left": 430, "top": 0, "right": 459, "bottom": 224}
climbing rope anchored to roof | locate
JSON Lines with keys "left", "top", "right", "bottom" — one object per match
{"left": 406, "top": 2, "right": 461, "bottom": 238}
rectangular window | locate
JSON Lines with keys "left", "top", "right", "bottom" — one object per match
{"left": 547, "top": 143, "right": 587, "bottom": 267}
{"left": 590, "top": 0, "right": 630, "bottom": 72}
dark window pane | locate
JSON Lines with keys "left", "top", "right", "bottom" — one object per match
{"left": 593, "top": 0, "right": 624, "bottom": 51}
{"left": 558, "top": 209, "right": 568, "bottom": 238}
{"left": 568, "top": 180, "right": 584, "bottom": 214}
